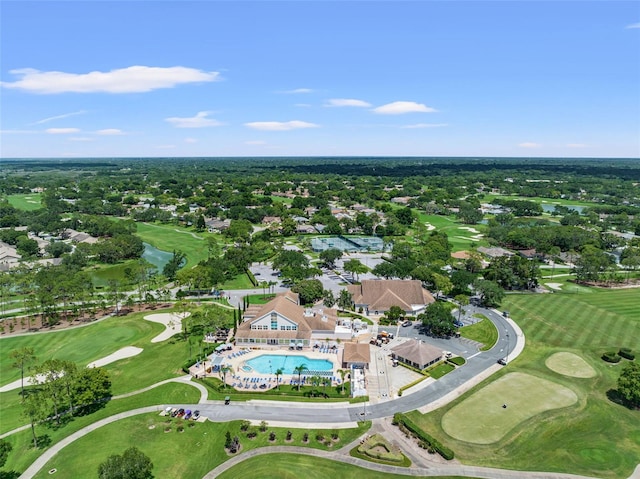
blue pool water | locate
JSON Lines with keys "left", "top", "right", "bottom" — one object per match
{"left": 246, "top": 355, "right": 333, "bottom": 375}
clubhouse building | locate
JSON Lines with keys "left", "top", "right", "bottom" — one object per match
{"left": 347, "top": 279, "right": 435, "bottom": 316}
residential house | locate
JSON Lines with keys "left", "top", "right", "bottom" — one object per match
{"left": 342, "top": 343, "right": 370, "bottom": 370}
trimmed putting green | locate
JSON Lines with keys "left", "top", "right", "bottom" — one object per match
{"left": 6, "top": 193, "right": 43, "bottom": 211}
{"left": 545, "top": 352, "right": 596, "bottom": 378}
{"left": 441, "top": 372, "right": 578, "bottom": 444}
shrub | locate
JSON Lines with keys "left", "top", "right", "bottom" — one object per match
{"left": 602, "top": 351, "right": 621, "bottom": 363}
{"left": 303, "top": 432, "right": 309, "bottom": 442}
{"left": 316, "top": 433, "right": 325, "bottom": 442}
{"left": 269, "top": 431, "right": 276, "bottom": 442}
{"left": 286, "top": 430, "right": 292, "bottom": 441}
{"left": 619, "top": 348, "right": 635, "bottom": 360}
{"left": 246, "top": 431, "right": 257, "bottom": 439}
{"left": 393, "top": 413, "right": 454, "bottom": 460}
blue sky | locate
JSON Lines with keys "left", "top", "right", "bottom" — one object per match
{"left": 1, "top": 1, "right": 639, "bottom": 158}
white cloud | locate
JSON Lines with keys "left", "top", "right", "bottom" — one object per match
{"left": 96, "top": 128, "right": 125, "bottom": 135}
{"left": 566, "top": 143, "right": 588, "bottom": 148}
{"left": 518, "top": 142, "right": 542, "bottom": 148}
{"left": 245, "top": 140, "right": 267, "bottom": 145}
{"left": 1, "top": 66, "right": 220, "bottom": 94}
{"left": 184, "top": 138, "right": 198, "bottom": 143}
{"left": 32, "top": 110, "right": 86, "bottom": 124}
{"left": 165, "top": 111, "right": 223, "bottom": 128}
{"left": 244, "top": 120, "right": 319, "bottom": 131}
{"left": 46, "top": 128, "right": 80, "bottom": 134}
{"left": 401, "top": 123, "right": 448, "bottom": 129}
{"left": 625, "top": 22, "right": 640, "bottom": 29}
{"left": 324, "top": 98, "right": 371, "bottom": 108}
{"left": 372, "top": 101, "right": 437, "bottom": 114}
{"left": 69, "top": 137, "right": 95, "bottom": 142}
{"left": 281, "top": 88, "right": 313, "bottom": 94}
{"left": 156, "top": 144, "right": 176, "bottom": 149}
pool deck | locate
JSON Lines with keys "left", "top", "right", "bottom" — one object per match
{"left": 190, "top": 346, "right": 344, "bottom": 392}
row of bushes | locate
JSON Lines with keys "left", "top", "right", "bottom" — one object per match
{"left": 393, "top": 413, "right": 454, "bottom": 460}
{"left": 397, "top": 376, "right": 429, "bottom": 397}
{"left": 602, "top": 348, "right": 635, "bottom": 363}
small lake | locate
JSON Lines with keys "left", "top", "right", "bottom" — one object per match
{"left": 142, "top": 243, "right": 173, "bottom": 271}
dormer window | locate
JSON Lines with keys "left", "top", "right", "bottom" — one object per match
{"left": 270, "top": 312, "right": 278, "bottom": 330}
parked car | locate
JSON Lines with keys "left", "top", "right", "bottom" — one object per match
{"left": 454, "top": 320, "right": 464, "bottom": 328}
{"left": 177, "top": 408, "right": 185, "bottom": 417}
{"left": 224, "top": 396, "right": 231, "bottom": 405}
{"left": 498, "top": 357, "right": 508, "bottom": 365}
{"left": 184, "top": 409, "right": 192, "bottom": 420}
{"left": 164, "top": 406, "right": 172, "bottom": 415}
{"left": 192, "top": 410, "right": 200, "bottom": 420}
{"left": 502, "top": 311, "right": 509, "bottom": 317}
{"left": 170, "top": 408, "right": 179, "bottom": 417}
{"left": 402, "top": 320, "right": 412, "bottom": 327}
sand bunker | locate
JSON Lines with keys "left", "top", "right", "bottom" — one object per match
{"left": 425, "top": 223, "right": 436, "bottom": 231}
{"left": 1, "top": 346, "right": 146, "bottom": 392}
{"left": 87, "top": 346, "right": 143, "bottom": 368}
{"left": 144, "top": 312, "right": 191, "bottom": 343}
{"left": 545, "top": 282, "right": 563, "bottom": 291}
{"left": 458, "top": 226, "right": 480, "bottom": 234}
{"left": 0, "top": 373, "right": 63, "bottom": 393}
{"left": 545, "top": 352, "right": 596, "bottom": 378}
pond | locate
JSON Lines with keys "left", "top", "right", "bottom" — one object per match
{"left": 142, "top": 242, "right": 173, "bottom": 271}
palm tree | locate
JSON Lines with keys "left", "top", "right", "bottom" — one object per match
{"left": 274, "top": 368, "right": 284, "bottom": 390}
{"left": 293, "top": 364, "right": 308, "bottom": 391}
{"left": 338, "top": 369, "right": 347, "bottom": 395}
{"left": 220, "top": 365, "right": 232, "bottom": 389}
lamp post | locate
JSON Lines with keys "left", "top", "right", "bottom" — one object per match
{"left": 505, "top": 331, "right": 510, "bottom": 363}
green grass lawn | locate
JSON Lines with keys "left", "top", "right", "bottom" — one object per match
{"left": 460, "top": 315, "right": 498, "bottom": 351}
{"left": 428, "top": 362, "right": 455, "bottom": 379}
{"left": 220, "top": 272, "right": 255, "bottom": 290}
{"left": 0, "top": 308, "right": 200, "bottom": 399}
{"left": 31, "top": 417, "right": 371, "bottom": 479}
{"left": 483, "top": 194, "right": 595, "bottom": 209}
{"left": 134, "top": 222, "right": 211, "bottom": 268}
{"left": 1, "top": 382, "right": 200, "bottom": 475}
{"left": 246, "top": 293, "right": 276, "bottom": 304}
{"left": 6, "top": 193, "right": 42, "bottom": 211}
{"left": 405, "top": 287, "right": 640, "bottom": 479}
{"left": 219, "top": 454, "right": 477, "bottom": 479}
{"left": 416, "top": 213, "right": 489, "bottom": 252}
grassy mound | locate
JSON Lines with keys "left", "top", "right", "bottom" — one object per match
{"left": 357, "top": 433, "right": 405, "bottom": 463}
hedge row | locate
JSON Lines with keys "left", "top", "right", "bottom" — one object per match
{"left": 246, "top": 269, "right": 258, "bottom": 287}
{"left": 397, "top": 376, "right": 429, "bottom": 396}
{"left": 602, "top": 352, "right": 621, "bottom": 363}
{"left": 393, "top": 413, "right": 454, "bottom": 460}
{"left": 619, "top": 348, "right": 635, "bottom": 360}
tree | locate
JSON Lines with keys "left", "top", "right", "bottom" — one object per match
{"left": 418, "top": 302, "right": 456, "bottom": 337}
{"left": 23, "top": 390, "right": 46, "bottom": 448}
{"left": 322, "top": 289, "right": 336, "bottom": 308}
{"left": 10, "top": 347, "right": 36, "bottom": 399}
{"left": 0, "top": 439, "right": 12, "bottom": 468}
{"left": 319, "top": 248, "right": 342, "bottom": 269}
{"left": 454, "top": 294, "right": 469, "bottom": 322}
{"left": 71, "top": 367, "right": 112, "bottom": 414}
{"left": 385, "top": 305, "right": 404, "bottom": 324}
{"left": 98, "top": 446, "right": 154, "bottom": 479}
{"left": 618, "top": 362, "right": 640, "bottom": 408}
{"left": 162, "top": 250, "right": 186, "bottom": 281}
{"left": 220, "top": 365, "right": 232, "bottom": 389}
{"left": 293, "top": 364, "right": 308, "bottom": 391}
{"left": 337, "top": 289, "right": 353, "bottom": 311}
{"left": 472, "top": 279, "right": 505, "bottom": 307}
{"left": 291, "top": 279, "right": 324, "bottom": 304}
{"left": 275, "top": 368, "right": 284, "bottom": 390}
{"left": 338, "top": 369, "right": 347, "bottom": 394}
{"left": 343, "top": 258, "right": 369, "bottom": 282}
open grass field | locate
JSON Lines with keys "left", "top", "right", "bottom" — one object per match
{"left": 483, "top": 194, "right": 595, "bottom": 210}
{"left": 6, "top": 193, "right": 42, "bottom": 211}
{"left": 134, "top": 222, "right": 211, "bottom": 268}
{"left": 220, "top": 272, "right": 255, "bottom": 290}
{"left": 1, "top": 382, "right": 201, "bottom": 475}
{"left": 219, "top": 455, "right": 476, "bottom": 479}
{"left": 503, "top": 288, "right": 640, "bottom": 350}
{"left": 459, "top": 316, "right": 498, "bottom": 351}
{"left": 406, "top": 287, "right": 640, "bottom": 479}
{"left": 441, "top": 372, "right": 578, "bottom": 444}
{"left": 31, "top": 416, "right": 371, "bottom": 479}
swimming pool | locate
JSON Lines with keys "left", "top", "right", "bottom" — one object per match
{"left": 245, "top": 354, "right": 333, "bottom": 375}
